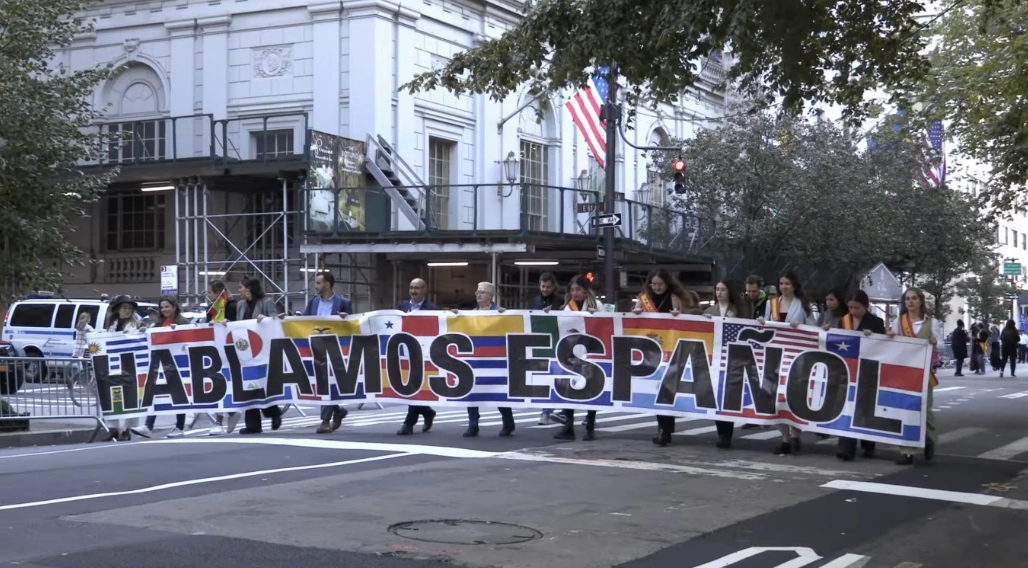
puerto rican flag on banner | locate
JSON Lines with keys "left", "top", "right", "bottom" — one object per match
{"left": 566, "top": 67, "right": 611, "bottom": 168}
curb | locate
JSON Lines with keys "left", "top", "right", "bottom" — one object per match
{"left": 0, "top": 427, "right": 98, "bottom": 449}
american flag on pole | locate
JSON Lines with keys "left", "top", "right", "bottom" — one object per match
{"left": 921, "top": 120, "right": 946, "bottom": 187}
{"left": 566, "top": 67, "right": 610, "bottom": 168}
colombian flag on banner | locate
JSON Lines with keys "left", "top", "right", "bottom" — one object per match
{"left": 445, "top": 314, "right": 525, "bottom": 402}
{"left": 364, "top": 311, "right": 440, "bottom": 402}
{"left": 620, "top": 315, "right": 716, "bottom": 414}
{"left": 281, "top": 317, "right": 362, "bottom": 399}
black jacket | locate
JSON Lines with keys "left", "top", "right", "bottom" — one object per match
{"left": 950, "top": 327, "right": 969, "bottom": 359}
{"left": 397, "top": 299, "right": 441, "bottom": 312}
{"left": 205, "top": 298, "right": 238, "bottom": 323}
{"left": 528, "top": 294, "right": 563, "bottom": 310}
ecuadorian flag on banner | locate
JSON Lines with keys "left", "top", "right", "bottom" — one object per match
{"left": 364, "top": 311, "right": 441, "bottom": 402}
{"left": 445, "top": 313, "right": 525, "bottom": 403}
{"left": 280, "top": 318, "right": 363, "bottom": 401}
{"left": 620, "top": 315, "right": 716, "bottom": 415}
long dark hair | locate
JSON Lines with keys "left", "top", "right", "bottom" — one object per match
{"left": 825, "top": 288, "right": 847, "bottom": 317}
{"left": 715, "top": 280, "right": 740, "bottom": 314}
{"left": 778, "top": 271, "right": 811, "bottom": 315}
{"left": 640, "top": 268, "right": 687, "bottom": 301}
{"left": 240, "top": 276, "right": 265, "bottom": 304}
{"left": 565, "top": 274, "right": 597, "bottom": 308}
{"left": 158, "top": 295, "right": 182, "bottom": 320}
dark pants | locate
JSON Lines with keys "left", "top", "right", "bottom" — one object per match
{"left": 467, "top": 407, "right": 514, "bottom": 430}
{"left": 403, "top": 405, "right": 435, "bottom": 427}
{"left": 656, "top": 415, "right": 675, "bottom": 435}
{"left": 837, "top": 437, "right": 876, "bottom": 458}
{"left": 320, "top": 405, "right": 341, "bottom": 421}
{"left": 562, "top": 409, "right": 595, "bottom": 429}
{"left": 954, "top": 358, "right": 965, "bottom": 375}
{"left": 1001, "top": 351, "right": 1017, "bottom": 375}
{"left": 714, "top": 421, "right": 734, "bottom": 440}
{"left": 244, "top": 406, "right": 281, "bottom": 432}
{"left": 146, "top": 413, "right": 185, "bottom": 431}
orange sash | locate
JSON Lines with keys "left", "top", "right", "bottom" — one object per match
{"left": 638, "top": 294, "right": 658, "bottom": 313}
{"left": 770, "top": 297, "right": 782, "bottom": 321}
{"left": 842, "top": 314, "right": 854, "bottom": 330}
{"left": 567, "top": 299, "right": 580, "bottom": 312}
{"left": 899, "top": 314, "right": 939, "bottom": 387}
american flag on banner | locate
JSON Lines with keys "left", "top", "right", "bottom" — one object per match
{"left": 921, "top": 120, "right": 946, "bottom": 187}
{"left": 566, "top": 67, "right": 610, "bottom": 168}
{"left": 719, "top": 321, "right": 823, "bottom": 409}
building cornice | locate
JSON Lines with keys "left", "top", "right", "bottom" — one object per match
{"left": 196, "top": 15, "right": 231, "bottom": 34}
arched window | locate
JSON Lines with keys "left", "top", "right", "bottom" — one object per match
{"left": 100, "top": 63, "right": 168, "bottom": 164}
{"left": 518, "top": 93, "right": 559, "bottom": 232}
{"left": 642, "top": 127, "right": 671, "bottom": 206}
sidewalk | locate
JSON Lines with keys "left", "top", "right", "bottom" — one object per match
{"left": 0, "top": 417, "right": 102, "bottom": 449}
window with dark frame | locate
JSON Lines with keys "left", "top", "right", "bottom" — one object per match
{"left": 253, "top": 129, "right": 295, "bottom": 160}
{"left": 428, "top": 137, "right": 455, "bottom": 230}
{"left": 105, "top": 193, "right": 167, "bottom": 252}
{"left": 105, "top": 120, "right": 167, "bottom": 163}
{"left": 520, "top": 139, "right": 549, "bottom": 231}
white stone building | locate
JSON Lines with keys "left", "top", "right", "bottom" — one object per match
{"left": 56, "top": 0, "right": 726, "bottom": 310}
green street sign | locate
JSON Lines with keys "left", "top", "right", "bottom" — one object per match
{"left": 1004, "top": 262, "right": 1022, "bottom": 276}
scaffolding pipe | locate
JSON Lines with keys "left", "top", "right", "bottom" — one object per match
{"left": 281, "top": 177, "right": 289, "bottom": 312}
{"left": 174, "top": 180, "right": 181, "bottom": 298}
{"left": 182, "top": 184, "right": 191, "bottom": 304}
{"left": 192, "top": 181, "right": 200, "bottom": 304}
{"left": 301, "top": 183, "right": 310, "bottom": 305}
{"left": 491, "top": 252, "right": 499, "bottom": 306}
{"left": 202, "top": 183, "right": 210, "bottom": 296}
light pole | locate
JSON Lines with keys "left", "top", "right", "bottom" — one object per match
{"left": 602, "top": 64, "right": 620, "bottom": 306}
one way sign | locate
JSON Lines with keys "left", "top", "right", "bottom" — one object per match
{"left": 590, "top": 213, "right": 622, "bottom": 228}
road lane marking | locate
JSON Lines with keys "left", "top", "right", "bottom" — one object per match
{"left": 822, "top": 480, "right": 1028, "bottom": 510}
{"left": 934, "top": 387, "right": 966, "bottom": 392}
{"left": 819, "top": 554, "right": 872, "bottom": 567}
{"left": 675, "top": 425, "right": 719, "bottom": 436}
{"left": 0, "top": 444, "right": 130, "bottom": 460}
{"left": 0, "top": 452, "right": 414, "bottom": 512}
{"left": 148, "top": 437, "right": 502, "bottom": 458}
{"left": 978, "top": 435, "right": 1028, "bottom": 460}
{"left": 496, "top": 452, "right": 767, "bottom": 480}
{"left": 739, "top": 430, "right": 781, "bottom": 440}
{"left": 999, "top": 391, "right": 1028, "bottom": 399}
{"left": 937, "top": 427, "right": 987, "bottom": 444}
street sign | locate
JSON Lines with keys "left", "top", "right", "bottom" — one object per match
{"left": 859, "top": 263, "right": 903, "bottom": 303}
{"left": 576, "top": 202, "right": 601, "bottom": 214}
{"left": 597, "top": 245, "right": 606, "bottom": 260}
{"left": 590, "top": 213, "right": 622, "bottom": 228}
{"left": 1004, "top": 262, "right": 1022, "bottom": 276}
{"left": 160, "top": 265, "right": 179, "bottom": 296}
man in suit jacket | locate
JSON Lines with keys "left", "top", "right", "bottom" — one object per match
{"left": 397, "top": 277, "right": 440, "bottom": 435}
{"left": 306, "top": 272, "right": 353, "bottom": 434}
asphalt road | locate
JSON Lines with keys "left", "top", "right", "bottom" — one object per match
{"left": 2, "top": 367, "right": 1027, "bottom": 568}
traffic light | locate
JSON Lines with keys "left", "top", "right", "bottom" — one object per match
{"left": 585, "top": 272, "right": 594, "bottom": 282}
{"left": 671, "top": 159, "right": 686, "bottom": 194}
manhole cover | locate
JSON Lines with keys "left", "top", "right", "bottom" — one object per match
{"left": 388, "top": 520, "right": 543, "bottom": 545}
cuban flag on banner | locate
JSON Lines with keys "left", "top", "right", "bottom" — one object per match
{"left": 823, "top": 332, "right": 928, "bottom": 441}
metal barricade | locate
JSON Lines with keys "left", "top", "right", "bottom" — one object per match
{"left": 0, "top": 356, "right": 108, "bottom": 442}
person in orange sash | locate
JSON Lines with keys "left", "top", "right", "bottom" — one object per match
{"left": 704, "top": 280, "right": 744, "bottom": 449}
{"left": 757, "top": 272, "right": 815, "bottom": 455}
{"left": 887, "top": 287, "right": 942, "bottom": 466}
{"left": 545, "top": 274, "right": 600, "bottom": 441}
{"left": 830, "top": 290, "right": 886, "bottom": 461}
{"left": 631, "top": 269, "right": 689, "bottom": 446}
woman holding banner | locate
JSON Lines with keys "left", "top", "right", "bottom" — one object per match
{"left": 757, "top": 272, "right": 815, "bottom": 456}
{"left": 240, "top": 276, "right": 283, "bottom": 435}
{"left": 704, "top": 280, "right": 744, "bottom": 449}
{"left": 828, "top": 290, "right": 885, "bottom": 461}
{"left": 104, "top": 295, "right": 146, "bottom": 441}
{"left": 132, "top": 296, "right": 191, "bottom": 439}
{"left": 458, "top": 282, "right": 515, "bottom": 438}
{"left": 545, "top": 274, "right": 599, "bottom": 441}
{"left": 888, "top": 287, "right": 942, "bottom": 466}
{"left": 631, "top": 269, "right": 688, "bottom": 447}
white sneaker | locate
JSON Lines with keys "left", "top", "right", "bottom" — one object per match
{"left": 208, "top": 424, "right": 225, "bottom": 436}
{"left": 538, "top": 412, "right": 550, "bottom": 425}
{"left": 226, "top": 413, "right": 241, "bottom": 434}
{"left": 166, "top": 428, "right": 184, "bottom": 438}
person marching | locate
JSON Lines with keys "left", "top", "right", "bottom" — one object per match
{"left": 887, "top": 287, "right": 942, "bottom": 466}
{"left": 545, "top": 274, "right": 599, "bottom": 441}
{"left": 301, "top": 272, "right": 352, "bottom": 434}
{"left": 631, "top": 269, "right": 687, "bottom": 446}
{"left": 240, "top": 276, "right": 284, "bottom": 435}
{"left": 104, "top": 295, "right": 146, "bottom": 441}
{"left": 828, "top": 290, "right": 885, "bottom": 461}
{"left": 458, "top": 282, "right": 516, "bottom": 437}
{"left": 396, "top": 278, "right": 440, "bottom": 435}
{"left": 703, "top": 279, "right": 744, "bottom": 449}
{"left": 757, "top": 272, "right": 815, "bottom": 455}
{"left": 529, "top": 272, "right": 566, "bottom": 426}
{"left": 133, "top": 296, "right": 190, "bottom": 439}
{"left": 205, "top": 279, "right": 241, "bottom": 436}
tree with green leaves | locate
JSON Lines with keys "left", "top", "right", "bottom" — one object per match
{"left": 0, "top": 2, "right": 114, "bottom": 297}
{"left": 954, "top": 261, "right": 1017, "bottom": 326}
{"left": 402, "top": 0, "right": 930, "bottom": 122}
{"left": 911, "top": 0, "right": 1028, "bottom": 210}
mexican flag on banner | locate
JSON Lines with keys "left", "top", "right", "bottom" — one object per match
{"left": 527, "top": 313, "right": 617, "bottom": 358}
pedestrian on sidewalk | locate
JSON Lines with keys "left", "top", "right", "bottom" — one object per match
{"left": 1000, "top": 319, "right": 1019, "bottom": 378}
{"left": 950, "top": 320, "right": 968, "bottom": 376}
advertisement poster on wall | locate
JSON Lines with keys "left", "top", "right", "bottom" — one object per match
{"left": 305, "top": 131, "right": 368, "bottom": 233}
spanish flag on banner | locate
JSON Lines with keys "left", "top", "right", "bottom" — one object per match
{"left": 208, "top": 290, "right": 229, "bottom": 322}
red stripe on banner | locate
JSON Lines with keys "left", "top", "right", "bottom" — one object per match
{"left": 585, "top": 317, "right": 614, "bottom": 356}
{"left": 448, "top": 345, "right": 506, "bottom": 358}
{"left": 137, "top": 374, "right": 146, "bottom": 388}
{"left": 379, "top": 388, "right": 439, "bottom": 402}
{"left": 880, "top": 363, "right": 925, "bottom": 393}
{"left": 150, "top": 327, "right": 216, "bottom": 346}
{"left": 846, "top": 359, "right": 858, "bottom": 383}
{"left": 621, "top": 317, "right": 714, "bottom": 333}
{"left": 403, "top": 316, "right": 439, "bottom": 336}
{"left": 717, "top": 408, "right": 809, "bottom": 426}
{"left": 381, "top": 360, "right": 439, "bottom": 372}
{"left": 298, "top": 347, "right": 312, "bottom": 358}
{"left": 183, "top": 383, "right": 192, "bottom": 397}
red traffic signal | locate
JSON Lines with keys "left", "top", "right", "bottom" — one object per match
{"left": 585, "top": 272, "right": 595, "bottom": 282}
{"left": 671, "top": 160, "right": 686, "bottom": 172}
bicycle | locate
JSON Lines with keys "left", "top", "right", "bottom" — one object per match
{"left": 65, "top": 361, "right": 97, "bottom": 408}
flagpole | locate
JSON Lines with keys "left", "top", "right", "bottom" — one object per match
{"left": 603, "top": 63, "right": 619, "bottom": 307}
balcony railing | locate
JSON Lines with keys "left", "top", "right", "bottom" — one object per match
{"left": 80, "top": 112, "right": 311, "bottom": 168}
{"left": 303, "top": 184, "right": 714, "bottom": 256}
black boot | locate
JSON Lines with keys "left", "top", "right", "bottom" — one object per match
{"left": 773, "top": 442, "right": 791, "bottom": 455}
{"left": 553, "top": 424, "right": 575, "bottom": 441}
{"left": 422, "top": 409, "right": 435, "bottom": 432}
{"left": 396, "top": 424, "right": 413, "bottom": 436}
{"left": 716, "top": 435, "right": 731, "bottom": 449}
{"left": 463, "top": 425, "right": 479, "bottom": 438}
{"left": 896, "top": 453, "right": 914, "bottom": 465}
{"left": 924, "top": 440, "right": 935, "bottom": 461}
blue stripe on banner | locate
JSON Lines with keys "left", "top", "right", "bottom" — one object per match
{"left": 291, "top": 337, "right": 352, "bottom": 350}
{"left": 547, "top": 361, "right": 613, "bottom": 375}
{"left": 528, "top": 391, "right": 612, "bottom": 406}
{"left": 624, "top": 392, "right": 710, "bottom": 415}
{"left": 471, "top": 337, "right": 506, "bottom": 348}
{"left": 467, "top": 360, "right": 507, "bottom": 369}
{"left": 819, "top": 413, "right": 923, "bottom": 442}
{"left": 475, "top": 376, "right": 507, "bottom": 386}
{"left": 877, "top": 390, "right": 922, "bottom": 411}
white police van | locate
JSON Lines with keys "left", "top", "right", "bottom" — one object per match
{"left": 1, "top": 294, "right": 157, "bottom": 382}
